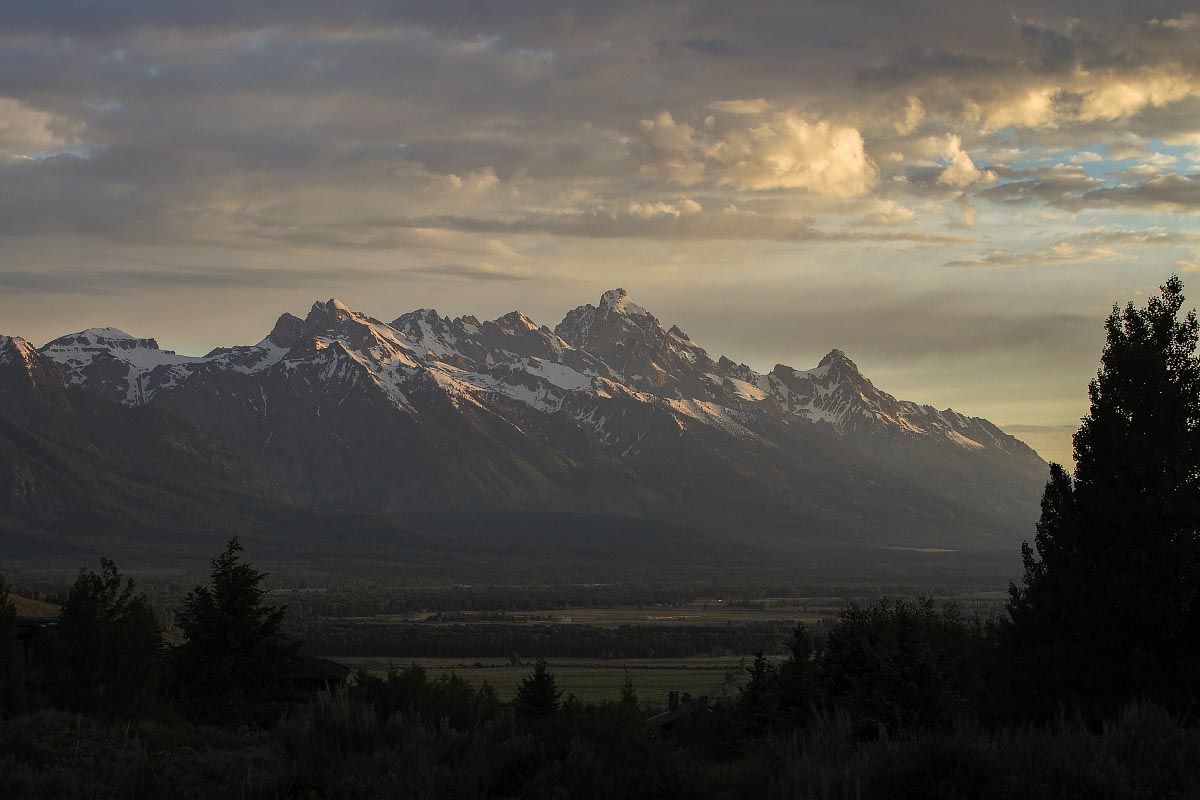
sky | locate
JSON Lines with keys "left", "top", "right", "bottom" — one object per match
{"left": 3, "top": 2, "right": 1200, "bottom": 465}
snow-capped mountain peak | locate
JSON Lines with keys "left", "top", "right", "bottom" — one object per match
{"left": 492, "top": 310, "right": 540, "bottom": 334}
{"left": 0, "top": 335, "right": 37, "bottom": 366}
{"left": 19, "top": 292, "right": 1040, "bottom": 462}
{"left": 39, "top": 327, "right": 210, "bottom": 405}
{"left": 598, "top": 288, "right": 651, "bottom": 319}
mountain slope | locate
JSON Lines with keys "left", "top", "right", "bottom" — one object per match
{"left": 1, "top": 288, "right": 1049, "bottom": 573}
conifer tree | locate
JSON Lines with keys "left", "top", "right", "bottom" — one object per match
{"left": 1006, "top": 276, "right": 1200, "bottom": 717}
{"left": 514, "top": 659, "right": 562, "bottom": 720}
{"left": 0, "top": 576, "right": 17, "bottom": 706}
{"left": 172, "top": 537, "right": 299, "bottom": 727}
{"left": 42, "top": 559, "right": 162, "bottom": 716}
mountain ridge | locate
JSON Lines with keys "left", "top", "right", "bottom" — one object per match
{"left": 0, "top": 288, "right": 1049, "bottom": 573}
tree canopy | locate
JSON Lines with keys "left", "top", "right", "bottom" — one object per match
{"left": 41, "top": 559, "right": 162, "bottom": 717}
{"left": 1007, "top": 275, "right": 1200, "bottom": 718}
{"left": 514, "top": 659, "right": 563, "bottom": 720}
{"left": 172, "top": 537, "right": 299, "bottom": 727}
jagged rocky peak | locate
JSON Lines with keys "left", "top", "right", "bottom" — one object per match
{"left": 0, "top": 335, "right": 37, "bottom": 365}
{"left": 263, "top": 313, "right": 305, "bottom": 349}
{"left": 555, "top": 288, "right": 663, "bottom": 348}
{"left": 491, "top": 309, "right": 540, "bottom": 334}
{"left": 814, "top": 349, "right": 877, "bottom": 391}
{"left": 391, "top": 308, "right": 448, "bottom": 340}
{"left": 819, "top": 348, "right": 857, "bottom": 371}
{"left": 307, "top": 297, "right": 357, "bottom": 325}
{"left": 598, "top": 288, "right": 651, "bottom": 318}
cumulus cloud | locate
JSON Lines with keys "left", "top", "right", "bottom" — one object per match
{"left": 1076, "top": 70, "right": 1200, "bottom": 122}
{"left": 636, "top": 109, "right": 878, "bottom": 197}
{"left": 709, "top": 113, "right": 878, "bottom": 196}
{"left": 0, "top": 98, "right": 83, "bottom": 160}
{"left": 894, "top": 95, "right": 925, "bottom": 135}
{"left": 935, "top": 135, "right": 997, "bottom": 188}
{"left": 636, "top": 111, "right": 706, "bottom": 185}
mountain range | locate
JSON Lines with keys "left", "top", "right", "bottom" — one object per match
{"left": 0, "top": 289, "right": 1048, "bottom": 579}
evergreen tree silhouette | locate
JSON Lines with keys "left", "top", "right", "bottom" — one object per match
{"left": 0, "top": 576, "right": 17, "bottom": 709}
{"left": 1006, "top": 275, "right": 1200, "bottom": 718}
{"left": 41, "top": 559, "right": 162, "bottom": 716}
{"left": 514, "top": 659, "right": 562, "bottom": 719}
{"left": 172, "top": 537, "right": 299, "bottom": 727}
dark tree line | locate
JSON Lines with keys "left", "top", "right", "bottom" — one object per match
{"left": 731, "top": 277, "right": 1200, "bottom": 735}
{"left": 2, "top": 538, "right": 299, "bottom": 727}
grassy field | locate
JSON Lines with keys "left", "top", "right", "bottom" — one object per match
{"left": 336, "top": 655, "right": 784, "bottom": 704}
{"left": 340, "top": 602, "right": 839, "bottom": 628}
{"left": 11, "top": 595, "right": 60, "bottom": 616}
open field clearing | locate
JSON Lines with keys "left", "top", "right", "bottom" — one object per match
{"left": 336, "top": 655, "right": 785, "bottom": 704}
{"left": 338, "top": 603, "right": 839, "bottom": 627}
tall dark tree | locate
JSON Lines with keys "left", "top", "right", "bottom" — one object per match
{"left": 818, "top": 599, "right": 987, "bottom": 734}
{"left": 514, "top": 659, "right": 562, "bottom": 720}
{"left": 1006, "top": 275, "right": 1200, "bottom": 718}
{"left": 41, "top": 559, "right": 162, "bottom": 716}
{"left": 172, "top": 537, "right": 299, "bottom": 728}
{"left": 0, "top": 576, "right": 17, "bottom": 706}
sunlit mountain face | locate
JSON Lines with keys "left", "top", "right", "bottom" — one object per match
{"left": 0, "top": 290, "right": 1046, "bottom": 574}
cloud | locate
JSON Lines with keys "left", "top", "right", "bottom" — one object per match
{"left": 855, "top": 199, "right": 916, "bottom": 226}
{"left": 400, "top": 262, "right": 533, "bottom": 282}
{"left": 706, "top": 98, "right": 772, "bottom": 114}
{"left": 945, "top": 227, "right": 1199, "bottom": 268}
{"left": 627, "top": 198, "right": 702, "bottom": 218}
{"left": 947, "top": 194, "right": 977, "bottom": 229}
{"left": 280, "top": 206, "right": 960, "bottom": 245}
{"left": 636, "top": 108, "right": 878, "bottom": 197}
{"left": 946, "top": 241, "right": 1122, "bottom": 269}
{"left": 709, "top": 113, "right": 878, "bottom": 196}
{"left": 636, "top": 111, "right": 706, "bottom": 185}
{"left": 1148, "top": 13, "right": 1200, "bottom": 32}
{"left": 894, "top": 95, "right": 925, "bottom": 135}
{"left": 0, "top": 264, "right": 423, "bottom": 294}
{"left": 444, "top": 167, "right": 500, "bottom": 195}
{"left": 935, "top": 135, "right": 997, "bottom": 188}
{"left": 0, "top": 98, "right": 83, "bottom": 159}
{"left": 1076, "top": 70, "right": 1200, "bottom": 122}
{"left": 1177, "top": 252, "right": 1200, "bottom": 272}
